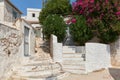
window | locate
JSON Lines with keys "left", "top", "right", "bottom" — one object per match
{"left": 12, "top": 10, "right": 17, "bottom": 19}
{"left": 32, "top": 13, "right": 35, "bottom": 17}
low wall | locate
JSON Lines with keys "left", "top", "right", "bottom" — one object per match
{"left": 50, "top": 35, "right": 112, "bottom": 74}
{"left": 50, "top": 34, "right": 62, "bottom": 62}
{"left": 85, "top": 43, "right": 111, "bottom": 73}
{"left": 110, "top": 36, "right": 120, "bottom": 66}
{"left": 0, "top": 23, "right": 22, "bottom": 80}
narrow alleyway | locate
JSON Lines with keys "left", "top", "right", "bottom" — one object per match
{"left": 8, "top": 38, "right": 68, "bottom": 80}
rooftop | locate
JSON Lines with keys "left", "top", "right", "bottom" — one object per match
{"left": 6, "top": 0, "right": 22, "bottom": 14}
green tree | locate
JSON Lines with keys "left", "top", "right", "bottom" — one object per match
{"left": 39, "top": 0, "right": 72, "bottom": 24}
{"left": 43, "top": 15, "right": 66, "bottom": 42}
{"left": 95, "top": 19, "right": 119, "bottom": 43}
{"left": 70, "top": 15, "right": 93, "bottom": 45}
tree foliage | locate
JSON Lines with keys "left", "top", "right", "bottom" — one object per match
{"left": 43, "top": 15, "right": 66, "bottom": 42}
{"left": 70, "top": 15, "right": 93, "bottom": 45}
{"left": 39, "top": 0, "right": 72, "bottom": 24}
{"left": 72, "top": 0, "right": 120, "bottom": 44}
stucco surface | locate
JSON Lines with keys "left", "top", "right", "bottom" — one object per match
{"left": 0, "top": 23, "right": 22, "bottom": 80}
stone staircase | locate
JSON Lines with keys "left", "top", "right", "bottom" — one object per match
{"left": 8, "top": 38, "right": 69, "bottom": 80}
{"left": 62, "top": 46, "right": 86, "bottom": 74}
{"left": 8, "top": 57, "right": 67, "bottom": 80}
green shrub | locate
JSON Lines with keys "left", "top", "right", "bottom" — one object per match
{"left": 95, "top": 19, "right": 119, "bottom": 43}
{"left": 70, "top": 15, "right": 93, "bottom": 45}
{"left": 43, "top": 15, "right": 66, "bottom": 42}
{"left": 39, "top": 0, "right": 72, "bottom": 24}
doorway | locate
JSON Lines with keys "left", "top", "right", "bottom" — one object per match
{"left": 24, "top": 26, "right": 30, "bottom": 56}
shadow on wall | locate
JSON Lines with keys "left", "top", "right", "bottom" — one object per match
{"left": 109, "top": 68, "right": 120, "bottom": 80}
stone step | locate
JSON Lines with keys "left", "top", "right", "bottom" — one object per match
{"left": 64, "top": 69, "right": 86, "bottom": 74}
{"left": 63, "top": 46, "right": 76, "bottom": 53}
{"left": 24, "top": 62, "right": 58, "bottom": 66}
{"left": 57, "top": 72, "right": 70, "bottom": 80}
{"left": 25, "top": 72, "right": 67, "bottom": 80}
{"left": 25, "top": 77, "right": 56, "bottom": 80}
{"left": 17, "top": 64, "right": 61, "bottom": 72}
{"left": 12, "top": 72, "right": 68, "bottom": 80}
{"left": 63, "top": 53, "right": 84, "bottom": 58}
{"left": 62, "top": 61, "right": 85, "bottom": 65}
{"left": 63, "top": 57, "right": 84, "bottom": 61}
{"left": 27, "top": 60, "right": 53, "bottom": 65}
{"left": 62, "top": 64, "right": 85, "bottom": 70}
{"left": 11, "top": 75, "right": 45, "bottom": 80}
{"left": 63, "top": 59, "right": 84, "bottom": 63}
{"left": 25, "top": 78, "right": 45, "bottom": 80}
{"left": 17, "top": 67, "right": 61, "bottom": 73}
{"left": 63, "top": 66, "right": 85, "bottom": 70}
{"left": 33, "top": 58, "right": 52, "bottom": 61}
{"left": 15, "top": 69, "right": 61, "bottom": 78}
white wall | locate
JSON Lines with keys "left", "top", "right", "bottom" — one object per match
{"left": 85, "top": 43, "right": 111, "bottom": 73}
{"left": 26, "top": 8, "right": 41, "bottom": 22}
{"left": 50, "top": 35, "right": 63, "bottom": 62}
{"left": 15, "top": 19, "right": 35, "bottom": 59}
{"left": 0, "top": 1, "right": 4, "bottom": 22}
{"left": 0, "top": 23, "right": 22, "bottom": 80}
{"left": 21, "top": 20, "right": 35, "bottom": 57}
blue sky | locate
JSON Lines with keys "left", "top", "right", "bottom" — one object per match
{"left": 10, "top": 0, "right": 76, "bottom": 15}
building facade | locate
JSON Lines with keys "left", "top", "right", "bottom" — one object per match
{"left": 0, "top": 1, "right": 35, "bottom": 79}
{"left": 0, "top": 0, "right": 22, "bottom": 26}
{"left": 22, "top": 8, "right": 43, "bottom": 38}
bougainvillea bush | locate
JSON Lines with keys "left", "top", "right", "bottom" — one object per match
{"left": 72, "top": 0, "right": 120, "bottom": 43}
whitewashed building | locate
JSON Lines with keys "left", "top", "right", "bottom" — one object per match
{"left": 0, "top": 1, "right": 35, "bottom": 79}
{"left": 0, "top": 0, "right": 35, "bottom": 57}
{"left": 22, "top": 8, "right": 43, "bottom": 38}
{"left": 0, "top": 0, "right": 22, "bottom": 26}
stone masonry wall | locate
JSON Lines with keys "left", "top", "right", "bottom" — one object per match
{"left": 0, "top": 23, "right": 22, "bottom": 80}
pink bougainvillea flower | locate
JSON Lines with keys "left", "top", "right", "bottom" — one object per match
{"left": 90, "top": 0, "right": 94, "bottom": 3}
{"left": 116, "top": 11, "right": 120, "bottom": 15}
{"left": 71, "top": 18, "right": 77, "bottom": 23}
{"left": 105, "top": 0, "right": 108, "bottom": 3}
{"left": 100, "top": 13, "right": 104, "bottom": 19}
{"left": 72, "top": 2, "right": 77, "bottom": 10}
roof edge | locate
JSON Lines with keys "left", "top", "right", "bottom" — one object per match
{"left": 5, "top": 0, "right": 22, "bottom": 14}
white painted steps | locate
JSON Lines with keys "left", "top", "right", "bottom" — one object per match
{"left": 63, "top": 46, "right": 76, "bottom": 53}
{"left": 62, "top": 53, "right": 86, "bottom": 74}
{"left": 9, "top": 55, "right": 68, "bottom": 80}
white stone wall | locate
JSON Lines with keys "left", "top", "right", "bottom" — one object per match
{"left": 21, "top": 19, "right": 35, "bottom": 57}
{"left": 53, "top": 43, "right": 62, "bottom": 62}
{"left": 0, "top": 23, "right": 22, "bottom": 80}
{"left": 85, "top": 43, "right": 111, "bottom": 73}
{"left": 50, "top": 35, "right": 63, "bottom": 62}
{"left": 50, "top": 35, "right": 112, "bottom": 74}
{"left": 0, "top": 1, "right": 4, "bottom": 22}
{"left": 13, "top": 19, "right": 35, "bottom": 63}
{"left": 25, "top": 8, "right": 41, "bottom": 22}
